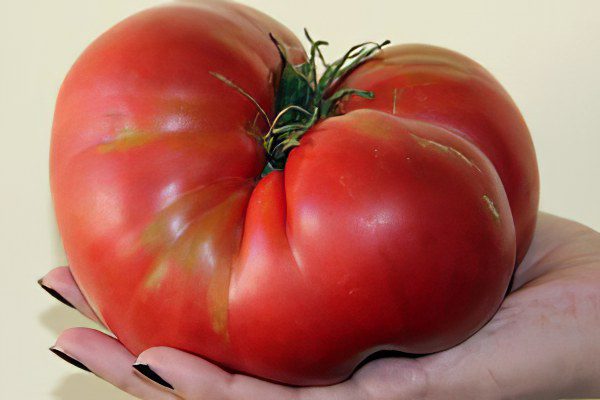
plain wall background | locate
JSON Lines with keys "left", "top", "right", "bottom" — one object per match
{"left": 1, "top": 0, "right": 598, "bottom": 398}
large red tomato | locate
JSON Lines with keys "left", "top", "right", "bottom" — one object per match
{"left": 51, "top": 0, "right": 537, "bottom": 386}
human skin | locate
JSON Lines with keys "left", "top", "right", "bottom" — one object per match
{"left": 40, "top": 212, "right": 600, "bottom": 399}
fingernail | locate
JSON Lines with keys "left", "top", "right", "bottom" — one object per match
{"left": 49, "top": 347, "right": 90, "bottom": 372}
{"left": 133, "top": 363, "right": 174, "bottom": 390}
{"left": 37, "top": 278, "right": 75, "bottom": 309}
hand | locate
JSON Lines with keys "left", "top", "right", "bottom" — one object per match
{"left": 40, "top": 213, "right": 600, "bottom": 399}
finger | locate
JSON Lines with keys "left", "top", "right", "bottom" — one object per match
{"left": 134, "top": 347, "right": 296, "bottom": 400}
{"left": 135, "top": 347, "right": 336, "bottom": 400}
{"left": 38, "top": 266, "right": 103, "bottom": 325}
{"left": 51, "top": 327, "right": 180, "bottom": 400}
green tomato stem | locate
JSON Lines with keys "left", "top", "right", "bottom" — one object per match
{"left": 212, "top": 30, "right": 390, "bottom": 174}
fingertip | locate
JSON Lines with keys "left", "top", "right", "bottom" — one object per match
{"left": 38, "top": 267, "right": 103, "bottom": 324}
{"left": 134, "top": 347, "right": 228, "bottom": 398}
{"left": 132, "top": 363, "right": 175, "bottom": 390}
{"left": 49, "top": 346, "right": 91, "bottom": 372}
{"left": 53, "top": 327, "right": 109, "bottom": 356}
{"left": 135, "top": 347, "right": 299, "bottom": 400}
{"left": 52, "top": 329, "right": 180, "bottom": 399}
{"left": 39, "top": 266, "right": 72, "bottom": 289}
{"left": 37, "top": 278, "right": 75, "bottom": 309}
{"left": 53, "top": 327, "right": 136, "bottom": 379}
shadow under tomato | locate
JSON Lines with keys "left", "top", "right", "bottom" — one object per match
{"left": 39, "top": 304, "right": 97, "bottom": 336}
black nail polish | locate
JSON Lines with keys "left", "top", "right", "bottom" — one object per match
{"left": 133, "top": 363, "right": 174, "bottom": 390}
{"left": 37, "top": 279, "right": 75, "bottom": 309}
{"left": 50, "top": 347, "right": 91, "bottom": 372}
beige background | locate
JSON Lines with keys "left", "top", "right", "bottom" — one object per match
{"left": 1, "top": 0, "right": 599, "bottom": 398}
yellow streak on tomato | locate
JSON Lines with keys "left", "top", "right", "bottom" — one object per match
{"left": 139, "top": 179, "right": 252, "bottom": 338}
{"left": 97, "top": 128, "right": 159, "bottom": 153}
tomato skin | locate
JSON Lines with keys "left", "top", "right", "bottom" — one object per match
{"left": 337, "top": 45, "right": 539, "bottom": 264}
{"left": 51, "top": 2, "right": 526, "bottom": 386}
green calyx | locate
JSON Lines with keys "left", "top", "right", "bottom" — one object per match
{"left": 212, "top": 30, "right": 390, "bottom": 175}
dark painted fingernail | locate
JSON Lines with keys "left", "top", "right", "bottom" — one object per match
{"left": 50, "top": 347, "right": 90, "bottom": 372}
{"left": 133, "top": 363, "right": 174, "bottom": 390}
{"left": 37, "top": 278, "right": 75, "bottom": 309}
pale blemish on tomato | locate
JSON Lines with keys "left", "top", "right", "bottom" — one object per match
{"left": 411, "top": 133, "right": 481, "bottom": 172}
{"left": 392, "top": 88, "right": 404, "bottom": 115}
{"left": 139, "top": 178, "right": 252, "bottom": 338}
{"left": 482, "top": 194, "right": 500, "bottom": 222}
{"left": 144, "top": 258, "right": 170, "bottom": 289}
{"left": 97, "top": 127, "right": 159, "bottom": 153}
{"left": 338, "top": 175, "right": 356, "bottom": 199}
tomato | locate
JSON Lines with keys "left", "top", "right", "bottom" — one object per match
{"left": 50, "top": 1, "right": 536, "bottom": 386}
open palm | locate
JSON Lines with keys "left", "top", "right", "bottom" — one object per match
{"left": 40, "top": 213, "right": 600, "bottom": 399}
